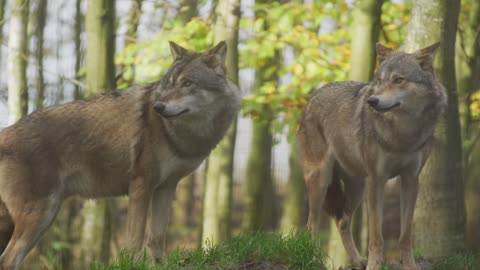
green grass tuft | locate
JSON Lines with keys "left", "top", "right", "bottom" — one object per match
{"left": 91, "top": 231, "right": 326, "bottom": 270}
{"left": 433, "top": 253, "right": 480, "bottom": 270}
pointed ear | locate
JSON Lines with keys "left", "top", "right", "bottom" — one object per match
{"left": 205, "top": 41, "right": 227, "bottom": 67}
{"left": 169, "top": 41, "right": 189, "bottom": 61}
{"left": 414, "top": 42, "right": 440, "bottom": 71}
{"left": 376, "top": 43, "right": 394, "bottom": 63}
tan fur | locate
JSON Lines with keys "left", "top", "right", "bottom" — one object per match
{"left": 298, "top": 42, "right": 445, "bottom": 270}
{"left": 0, "top": 41, "right": 241, "bottom": 270}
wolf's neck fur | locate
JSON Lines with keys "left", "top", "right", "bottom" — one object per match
{"left": 362, "top": 84, "right": 446, "bottom": 153}
{"left": 159, "top": 100, "right": 236, "bottom": 158}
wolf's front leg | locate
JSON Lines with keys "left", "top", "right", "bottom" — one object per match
{"left": 147, "top": 183, "right": 177, "bottom": 260}
{"left": 366, "top": 175, "right": 386, "bottom": 270}
{"left": 126, "top": 176, "right": 153, "bottom": 251}
{"left": 399, "top": 173, "right": 420, "bottom": 270}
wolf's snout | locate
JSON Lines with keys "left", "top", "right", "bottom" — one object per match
{"left": 153, "top": 103, "right": 166, "bottom": 114}
{"left": 367, "top": 97, "right": 379, "bottom": 108}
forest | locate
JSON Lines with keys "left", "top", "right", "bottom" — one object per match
{"left": 0, "top": 0, "right": 479, "bottom": 269}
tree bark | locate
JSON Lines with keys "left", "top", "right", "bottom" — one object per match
{"left": 241, "top": 0, "right": 279, "bottom": 233}
{"left": 280, "top": 139, "right": 306, "bottom": 232}
{"left": 457, "top": 0, "right": 480, "bottom": 252}
{"left": 74, "top": 0, "right": 84, "bottom": 100}
{"left": 201, "top": 0, "right": 240, "bottom": 247}
{"left": 0, "top": 0, "right": 7, "bottom": 74}
{"left": 85, "top": 0, "right": 116, "bottom": 95}
{"left": 406, "top": 0, "right": 466, "bottom": 258}
{"left": 7, "top": 0, "right": 30, "bottom": 124}
{"left": 33, "top": 0, "right": 47, "bottom": 109}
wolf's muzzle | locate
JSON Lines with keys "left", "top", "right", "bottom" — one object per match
{"left": 153, "top": 102, "right": 166, "bottom": 114}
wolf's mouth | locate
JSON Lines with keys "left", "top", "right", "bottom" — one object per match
{"left": 372, "top": 102, "right": 400, "bottom": 113}
{"left": 160, "top": 108, "right": 190, "bottom": 118}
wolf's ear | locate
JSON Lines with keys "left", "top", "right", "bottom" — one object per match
{"left": 169, "top": 41, "right": 189, "bottom": 61}
{"left": 205, "top": 41, "right": 227, "bottom": 66}
{"left": 203, "top": 41, "right": 227, "bottom": 74}
{"left": 414, "top": 42, "right": 440, "bottom": 72}
{"left": 376, "top": 43, "right": 394, "bottom": 63}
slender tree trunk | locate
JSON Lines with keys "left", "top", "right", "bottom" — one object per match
{"left": 242, "top": 0, "right": 279, "bottom": 233}
{"left": 346, "top": 0, "right": 384, "bottom": 258}
{"left": 7, "top": 0, "right": 30, "bottom": 125}
{"left": 201, "top": 0, "right": 240, "bottom": 247}
{"left": 406, "top": 0, "right": 465, "bottom": 257}
{"left": 0, "top": 0, "right": 7, "bottom": 74}
{"left": 80, "top": 0, "right": 116, "bottom": 265}
{"left": 85, "top": 0, "right": 116, "bottom": 95}
{"left": 33, "top": 0, "right": 47, "bottom": 109}
{"left": 177, "top": 0, "right": 197, "bottom": 22}
{"left": 459, "top": 0, "right": 480, "bottom": 252}
{"left": 74, "top": 0, "right": 84, "bottom": 100}
{"left": 280, "top": 139, "right": 306, "bottom": 232}
{"left": 118, "top": 0, "right": 142, "bottom": 87}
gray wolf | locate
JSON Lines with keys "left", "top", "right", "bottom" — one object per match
{"left": 297, "top": 42, "right": 445, "bottom": 270}
{"left": 0, "top": 41, "right": 241, "bottom": 270}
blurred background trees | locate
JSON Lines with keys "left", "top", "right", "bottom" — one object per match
{"left": 0, "top": 0, "right": 478, "bottom": 269}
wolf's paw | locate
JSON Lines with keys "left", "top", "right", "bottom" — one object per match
{"left": 401, "top": 264, "right": 421, "bottom": 270}
{"left": 350, "top": 258, "right": 367, "bottom": 269}
{"left": 365, "top": 258, "right": 383, "bottom": 270}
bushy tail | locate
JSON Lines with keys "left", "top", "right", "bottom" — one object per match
{"left": 0, "top": 200, "right": 13, "bottom": 254}
{"left": 323, "top": 174, "right": 346, "bottom": 220}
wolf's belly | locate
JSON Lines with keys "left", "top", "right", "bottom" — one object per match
{"left": 61, "top": 163, "right": 130, "bottom": 198}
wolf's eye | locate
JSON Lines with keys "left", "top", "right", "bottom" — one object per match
{"left": 393, "top": 77, "right": 404, "bottom": 84}
{"left": 182, "top": 80, "right": 192, "bottom": 87}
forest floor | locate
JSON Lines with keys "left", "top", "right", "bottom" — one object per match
{"left": 92, "top": 232, "right": 479, "bottom": 270}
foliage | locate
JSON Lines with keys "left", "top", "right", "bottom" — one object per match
{"left": 115, "top": 17, "right": 213, "bottom": 88}
{"left": 91, "top": 231, "right": 326, "bottom": 270}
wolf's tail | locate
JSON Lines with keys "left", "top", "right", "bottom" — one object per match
{"left": 322, "top": 174, "right": 346, "bottom": 220}
{"left": 0, "top": 199, "right": 13, "bottom": 254}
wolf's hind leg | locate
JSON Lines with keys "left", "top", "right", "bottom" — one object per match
{"left": 335, "top": 175, "right": 366, "bottom": 269}
{"left": 0, "top": 201, "right": 13, "bottom": 254}
{"left": 0, "top": 196, "right": 60, "bottom": 270}
{"left": 303, "top": 153, "right": 335, "bottom": 238}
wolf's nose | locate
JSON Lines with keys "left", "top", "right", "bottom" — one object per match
{"left": 367, "top": 97, "right": 379, "bottom": 107}
{"left": 153, "top": 103, "right": 166, "bottom": 113}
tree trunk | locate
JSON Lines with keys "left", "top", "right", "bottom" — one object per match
{"left": 33, "top": 0, "right": 47, "bottom": 109}
{"left": 243, "top": 115, "right": 274, "bottom": 231}
{"left": 177, "top": 0, "right": 197, "bottom": 22}
{"left": 201, "top": 0, "right": 240, "bottom": 247}
{"left": 118, "top": 0, "right": 142, "bottom": 87}
{"left": 85, "top": 0, "right": 116, "bottom": 95}
{"left": 347, "top": 0, "right": 384, "bottom": 257}
{"left": 80, "top": 0, "right": 116, "bottom": 265}
{"left": 459, "top": 0, "right": 480, "bottom": 252}
{"left": 0, "top": 0, "right": 7, "bottom": 74}
{"left": 7, "top": 0, "right": 30, "bottom": 125}
{"left": 241, "top": 0, "right": 279, "bottom": 233}
{"left": 74, "top": 0, "right": 84, "bottom": 100}
{"left": 280, "top": 139, "right": 306, "bottom": 232}
{"left": 349, "top": 0, "right": 384, "bottom": 82}
{"left": 406, "top": 0, "right": 466, "bottom": 258}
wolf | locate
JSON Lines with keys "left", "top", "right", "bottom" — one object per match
{"left": 297, "top": 42, "right": 445, "bottom": 270}
{"left": 0, "top": 41, "right": 241, "bottom": 270}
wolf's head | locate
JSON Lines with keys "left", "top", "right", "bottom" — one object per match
{"left": 367, "top": 42, "right": 445, "bottom": 115}
{"left": 152, "top": 41, "right": 240, "bottom": 120}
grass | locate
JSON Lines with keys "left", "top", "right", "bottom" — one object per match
{"left": 91, "top": 231, "right": 327, "bottom": 270}
{"left": 432, "top": 253, "right": 480, "bottom": 270}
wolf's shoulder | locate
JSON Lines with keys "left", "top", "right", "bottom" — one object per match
{"left": 309, "top": 80, "right": 369, "bottom": 100}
